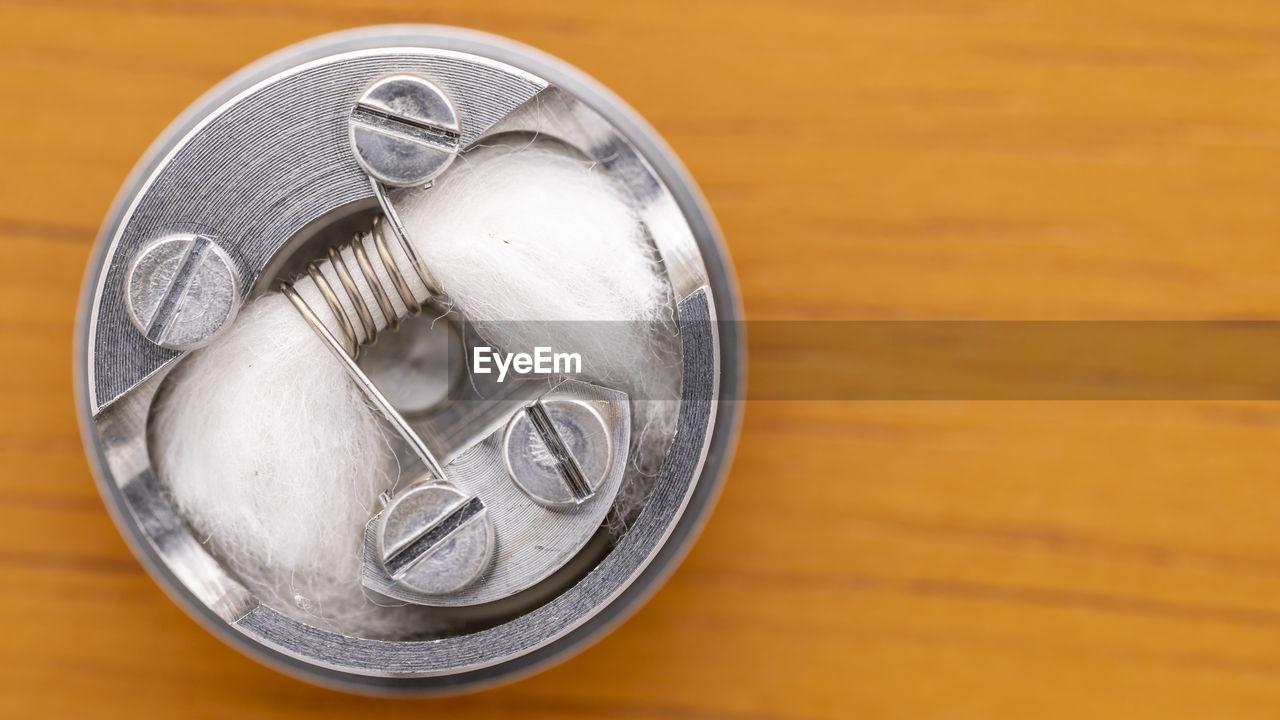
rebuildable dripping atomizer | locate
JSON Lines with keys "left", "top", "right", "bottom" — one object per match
{"left": 75, "top": 26, "right": 743, "bottom": 693}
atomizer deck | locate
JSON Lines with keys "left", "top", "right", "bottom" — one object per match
{"left": 75, "top": 26, "right": 743, "bottom": 693}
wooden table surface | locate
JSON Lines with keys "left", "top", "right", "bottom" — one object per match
{"left": 8, "top": 0, "right": 1280, "bottom": 717}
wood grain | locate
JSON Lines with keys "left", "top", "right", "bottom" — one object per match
{"left": 7, "top": 0, "right": 1280, "bottom": 717}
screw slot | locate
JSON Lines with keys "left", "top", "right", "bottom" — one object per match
{"left": 375, "top": 481, "right": 494, "bottom": 595}
{"left": 124, "top": 233, "right": 241, "bottom": 351}
{"left": 348, "top": 74, "right": 461, "bottom": 187}
{"left": 504, "top": 397, "right": 614, "bottom": 510}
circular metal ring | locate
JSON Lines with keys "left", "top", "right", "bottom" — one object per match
{"left": 75, "top": 25, "right": 745, "bottom": 695}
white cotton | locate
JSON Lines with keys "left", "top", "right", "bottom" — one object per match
{"left": 398, "top": 141, "right": 682, "bottom": 509}
{"left": 152, "top": 293, "right": 413, "bottom": 636}
{"left": 152, "top": 141, "right": 680, "bottom": 638}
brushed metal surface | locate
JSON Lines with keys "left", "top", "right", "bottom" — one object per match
{"left": 88, "top": 48, "right": 546, "bottom": 411}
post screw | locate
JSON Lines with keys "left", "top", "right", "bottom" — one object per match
{"left": 124, "top": 233, "right": 241, "bottom": 351}
{"left": 375, "top": 481, "right": 493, "bottom": 595}
{"left": 348, "top": 74, "right": 461, "bottom": 187}
{"left": 504, "top": 397, "right": 614, "bottom": 510}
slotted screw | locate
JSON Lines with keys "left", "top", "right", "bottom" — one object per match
{"left": 503, "top": 397, "right": 614, "bottom": 510}
{"left": 124, "top": 233, "right": 241, "bottom": 351}
{"left": 375, "top": 481, "right": 494, "bottom": 595}
{"left": 348, "top": 74, "right": 461, "bottom": 187}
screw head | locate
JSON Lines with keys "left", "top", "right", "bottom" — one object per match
{"left": 348, "top": 74, "right": 461, "bottom": 187}
{"left": 376, "top": 481, "right": 493, "bottom": 596}
{"left": 124, "top": 234, "right": 241, "bottom": 351}
{"left": 504, "top": 398, "right": 614, "bottom": 510}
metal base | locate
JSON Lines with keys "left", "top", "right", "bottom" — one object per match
{"left": 75, "top": 25, "right": 744, "bottom": 694}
